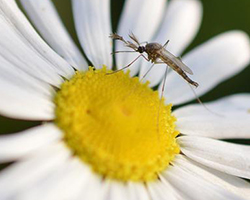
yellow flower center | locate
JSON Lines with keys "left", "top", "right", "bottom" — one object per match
{"left": 54, "top": 67, "right": 180, "bottom": 182}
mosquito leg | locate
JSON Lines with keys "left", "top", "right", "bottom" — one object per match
{"left": 160, "top": 66, "right": 169, "bottom": 107}
{"left": 157, "top": 66, "right": 170, "bottom": 137}
{"left": 140, "top": 54, "right": 150, "bottom": 62}
{"left": 106, "top": 54, "right": 142, "bottom": 75}
{"left": 140, "top": 61, "right": 170, "bottom": 84}
{"left": 140, "top": 60, "right": 169, "bottom": 82}
{"left": 163, "top": 40, "right": 170, "bottom": 48}
{"left": 120, "top": 60, "right": 155, "bottom": 103}
{"left": 141, "top": 63, "right": 155, "bottom": 81}
{"left": 187, "top": 83, "right": 223, "bottom": 117}
{"left": 154, "top": 61, "right": 165, "bottom": 64}
{"left": 111, "top": 50, "right": 136, "bottom": 54}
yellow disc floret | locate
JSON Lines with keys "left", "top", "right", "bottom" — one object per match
{"left": 54, "top": 67, "right": 180, "bottom": 182}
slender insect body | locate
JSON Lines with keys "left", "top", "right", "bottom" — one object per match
{"left": 160, "top": 53, "right": 199, "bottom": 87}
{"left": 110, "top": 33, "right": 198, "bottom": 87}
{"left": 144, "top": 42, "right": 199, "bottom": 87}
{"left": 109, "top": 33, "right": 220, "bottom": 120}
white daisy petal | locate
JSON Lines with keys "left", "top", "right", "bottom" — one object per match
{"left": 147, "top": 180, "right": 179, "bottom": 200}
{"left": 0, "top": 124, "right": 62, "bottom": 163}
{"left": 0, "top": 14, "right": 63, "bottom": 87}
{"left": 155, "top": 0, "right": 202, "bottom": 55}
{"left": 0, "top": 79, "right": 54, "bottom": 120}
{"left": 107, "top": 182, "right": 150, "bottom": 200}
{"left": 108, "top": 182, "right": 129, "bottom": 200}
{"left": 0, "top": 143, "right": 71, "bottom": 200}
{"left": 173, "top": 155, "right": 250, "bottom": 199}
{"left": 116, "top": 0, "right": 166, "bottom": 76}
{"left": 140, "top": 0, "right": 203, "bottom": 87}
{"left": 178, "top": 136, "right": 250, "bottom": 179}
{"left": 20, "top": 0, "right": 88, "bottom": 71}
{"left": 18, "top": 159, "right": 72, "bottom": 200}
{"left": 163, "top": 31, "right": 250, "bottom": 105}
{"left": 127, "top": 182, "right": 150, "bottom": 200}
{"left": 0, "top": 0, "right": 75, "bottom": 79}
{"left": 44, "top": 159, "right": 92, "bottom": 200}
{"left": 72, "top": 0, "right": 112, "bottom": 69}
{"left": 174, "top": 94, "right": 250, "bottom": 139}
{"left": 19, "top": 158, "right": 90, "bottom": 200}
{"left": 162, "top": 165, "right": 243, "bottom": 200}
{"left": 75, "top": 173, "right": 107, "bottom": 200}
{"left": 0, "top": 55, "right": 54, "bottom": 98}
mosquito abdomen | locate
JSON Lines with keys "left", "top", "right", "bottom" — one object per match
{"left": 172, "top": 64, "right": 199, "bottom": 87}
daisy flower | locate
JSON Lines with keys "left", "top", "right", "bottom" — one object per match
{"left": 0, "top": 0, "right": 250, "bottom": 199}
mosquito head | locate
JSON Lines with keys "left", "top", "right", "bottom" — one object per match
{"left": 137, "top": 46, "right": 146, "bottom": 53}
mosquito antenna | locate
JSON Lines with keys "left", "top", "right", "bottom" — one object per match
{"left": 187, "top": 84, "right": 223, "bottom": 117}
{"left": 106, "top": 54, "right": 142, "bottom": 75}
{"left": 128, "top": 32, "right": 140, "bottom": 45}
{"left": 110, "top": 33, "right": 128, "bottom": 44}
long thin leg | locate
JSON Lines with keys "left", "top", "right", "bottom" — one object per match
{"left": 140, "top": 53, "right": 150, "bottom": 62}
{"left": 187, "top": 84, "right": 223, "bottom": 117}
{"left": 121, "top": 62, "right": 155, "bottom": 102}
{"left": 157, "top": 66, "right": 170, "bottom": 136}
{"left": 160, "top": 65, "right": 169, "bottom": 106}
{"left": 106, "top": 54, "right": 142, "bottom": 75}
{"left": 111, "top": 50, "right": 136, "bottom": 54}
{"left": 141, "top": 63, "right": 155, "bottom": 80}
{"left": 141, "top": 60, "right": 171, "bottom": 81}
{"left": 155, "top": 61, "right": 165, "bottom": 64}
{"left": 163, "top": 40, "right": 170, "bottom": 48}
{"left": 160, "top": 66, "right": 169, "bottom": 101}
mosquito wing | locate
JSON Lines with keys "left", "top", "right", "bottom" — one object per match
{"left": 159, "top": 49, "right": 193, "bottom": 75}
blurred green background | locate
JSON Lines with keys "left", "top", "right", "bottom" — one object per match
{"left": 0, "top": 0, "right": 250, "bottom": 134}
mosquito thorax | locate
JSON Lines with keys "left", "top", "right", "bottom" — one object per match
{"left": 145, "top": 43, "right": 163, "bottom": 53}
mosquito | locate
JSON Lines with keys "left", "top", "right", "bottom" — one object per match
{"left": 109, "top": 33, "right": 222, "bottom": 118}
{"left": 109, "top": 33, "right": 199, "bottom": 88}
{"left": 109, "top": 33, "right": 223, "bottom": 137}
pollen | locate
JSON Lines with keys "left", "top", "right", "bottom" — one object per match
{"left": 54, "top": 67, "right": 180, "bottom": 182}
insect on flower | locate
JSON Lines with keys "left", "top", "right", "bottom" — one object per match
{"left": 108, "top": 33, "right": 222, "bottom": 118}
{"left": 109, "top": 33, "right": 199, "bottom": 88}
